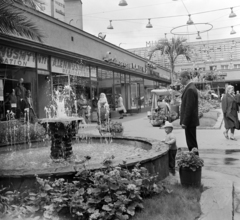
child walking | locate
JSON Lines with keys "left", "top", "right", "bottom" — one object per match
{"left": 162, "top": 121, "right": 177, "bottom": 175}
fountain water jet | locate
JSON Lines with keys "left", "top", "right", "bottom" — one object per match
{"left": 39, "top": 85, "right": 84, "bottom": 160}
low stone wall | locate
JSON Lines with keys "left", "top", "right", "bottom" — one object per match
{"left": 0, "top": 136, "right": 169, "bottom": 190}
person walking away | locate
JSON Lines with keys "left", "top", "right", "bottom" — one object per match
{"left": 222, "top": 85, "right": 239, "bottom": 140}
{"left": 162, "top": 121, "right": 177, "bottom": 175}
{"left": 117, "top": 94, "right": 126, "bottom": 119}
{"left": 179, "top": 71, "right": 199, "bottom": 154}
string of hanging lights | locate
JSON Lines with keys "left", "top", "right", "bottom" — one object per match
{"left": 109, "top": 5, "right": 239, "bottom": 30}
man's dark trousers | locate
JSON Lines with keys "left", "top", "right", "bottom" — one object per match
{"left": 185, "top": 126, "right": 198, "bottom": 152}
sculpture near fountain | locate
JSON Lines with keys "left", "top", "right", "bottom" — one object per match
{"left": 39, "top": 85, "right": 83, "bottom": 160}
{"left": 97, "top": 93, "right": 111, "bottom": 136}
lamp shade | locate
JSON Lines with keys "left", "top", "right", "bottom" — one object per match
{"left": 146, "top": 19, "right": 153, "bottom": 28}
{"left": 107, "top": 20, "right": 113, "bottom": 29}
{"left": 187, "top": 14, "right": 194, "bottom": 25}
{"left": 229, "top": 8, "right": 237, "bottom": 18}
{"left": 119, "top": 0, "right": 127, "bottom": 6}
{"left": 230, "top": 26, "right": 236, "bottom": 35}
{"left": 196, "top": 31, "right": 201, "bottom": 39}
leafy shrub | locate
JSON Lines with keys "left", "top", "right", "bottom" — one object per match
{"left": 0, "top": 164, "right": 163, "bottom": 220}
{"left": 176, "top": 148, "right": 204, "bottom": 172}
{"left": 0, "top": 121, "right": 45, "bottom": 145}
{"left": 109, "top": 121, "right": 124, "bottom": 133}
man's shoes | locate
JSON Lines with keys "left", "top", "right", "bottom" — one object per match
{"left": 230, "top": 137, "right": 237, "bottom": 141}
{"left": 119, "top": 117, "right": 123, "bottom": 119}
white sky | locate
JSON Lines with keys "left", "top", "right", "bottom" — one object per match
{"left": 81, "top": 0, "right": 240, "bottom": 49}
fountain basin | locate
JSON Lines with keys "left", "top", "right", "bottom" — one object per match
{"left": 0, "top": 136, "right": 169, "bottom": 190}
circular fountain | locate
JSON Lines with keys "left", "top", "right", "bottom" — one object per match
{"left": 0, "top": 88, "right": 169, "bottom": 190}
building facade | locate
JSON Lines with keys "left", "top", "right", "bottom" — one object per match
{"left": 0, "top": 2, "right": 171, "bottom": 121}
{"left": 128, "top": 37, "right": 240, "bottom": 93}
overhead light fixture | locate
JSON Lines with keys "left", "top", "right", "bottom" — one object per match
{"left": 229, "top": 7, "right": 236, "bottom": 18}
{"left": 146, "top": 19, "right": 153, "bottom": 28}
{"left": 107, "top": 20, "right": 113, "bottom": 29}
{"left": 196, "top": 31, "right": 201, "bottom": 39}
{"left": 230, "top": 26, "right": 236, "bottom": 35}
{"left": 187, "top": 14, "right": 194, "bottom": 25}
{"left": 119, "top": 0, "right": 127, "bottom": 6}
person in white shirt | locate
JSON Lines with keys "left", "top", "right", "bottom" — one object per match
{"left": 162, "top": 121, "right": 177, "bottom": 175}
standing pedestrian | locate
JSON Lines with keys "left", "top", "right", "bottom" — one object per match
{"left": 15, "top": 78, "right": 27, "bottom": 119}
{"left": 222, "top": 85, "right": 239, "bottom": 140}
{"left": 162, "top": 121, "right": 177, "bottom": 175}
{"left": 117, "top": 94, "right": 126, "bottom": 119}
{"left": 179, "top": 71, "right": 199, "bottom": 154}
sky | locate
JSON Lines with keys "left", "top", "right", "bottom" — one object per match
{"left": 81, "top": 0, "right": 240, "bottom": 49}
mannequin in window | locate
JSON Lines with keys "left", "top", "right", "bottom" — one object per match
{"left": 15, "top": 78, "right": 27, "bottom": 119}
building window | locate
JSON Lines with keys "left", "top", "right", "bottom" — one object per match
{"left": 221, "top": 65, "right": 228, "bottom": 70}
{"left": 234, "top": 64, "right": 240, "bottom": 69}
{"left": 210, "top": 65, "right": 217, "bottom": 70}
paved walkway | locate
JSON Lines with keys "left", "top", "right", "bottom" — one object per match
{"left": 111, "top": 111, "right": 240, "bottom": 220}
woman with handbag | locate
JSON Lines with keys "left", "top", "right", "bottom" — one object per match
{"left": 222, "top": 85, "right": 240, "bottom": 140}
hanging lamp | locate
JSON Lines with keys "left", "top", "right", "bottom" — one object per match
{"left": 230, "top": 26, "right": 236, "bottom": 35}
{"left": 229, "top": 7, "right": 237, "bottom": 18}
{"left": 119, "top": 0, "right": 127, "bottom": 6}
{"left": 187, "top": 14, "right": 194, "bottom": 25}
{"left": 146, "top": 19, "right": 153, "bottom": 28}
{"left": 196, "top": 31, "right": 201, "bottom": 39}
{"left": 107, "top": 20, "right": 113, "bottom": 29}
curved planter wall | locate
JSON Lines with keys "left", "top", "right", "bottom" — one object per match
{"left": 0, "top": 136, "right": 169, "bottom": 190}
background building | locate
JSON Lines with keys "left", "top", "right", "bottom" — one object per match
{"left": 128, "top": 37, "right": 240, "bottom": 92}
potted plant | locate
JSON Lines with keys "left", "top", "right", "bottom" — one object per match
{"left": 177, "top": 148, "right": 204, "bottom": 187}
{"left": 110, "top": 121, "right": 124, "bottom": 136}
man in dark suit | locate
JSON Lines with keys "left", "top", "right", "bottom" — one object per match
{"left": 179, "top": 71, "right": 199, "bottom": 153}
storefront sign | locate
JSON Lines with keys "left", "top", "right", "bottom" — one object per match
{"left": 51, "top": 57, "right": 89, "bottom": 77}
{"left": 54, "top": 0, "right": 65, "bottom": 21}
{"left": 37, "top": 54, "right": 48, "bottom": 70}
{"left": 0, "top": 46, "right": 48, "bottom": 70}
{"left": 0, "top": 46, "right": 35, "bottom": 68}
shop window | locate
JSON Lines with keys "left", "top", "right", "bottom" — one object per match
{"left": 130, "top": 76, "right": 144, "bottom": 109}
{"left": 234, "top": 64, "right": 240, "bottom": 69}
{"left": 221, "top": 65, "right": 228, "bottom": 70}
{"left": 98, "top": 68, "right": 114, "bottom": 110}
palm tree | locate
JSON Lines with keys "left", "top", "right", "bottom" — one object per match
{"left": 0, "top": 0, "right": 44, "bottom": 43}
{"left": 148, "top": 37, "right": 192, "bottom": 84}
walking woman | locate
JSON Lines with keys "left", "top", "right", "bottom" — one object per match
{"left": 222, "top": 85, "right": 240, "bottom": 140}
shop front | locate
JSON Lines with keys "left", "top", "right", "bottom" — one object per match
{"left": 0, "top": 45, "right": 49, "bottom": 120}
{"left": 0, "top": 36, "right": 171, "bottom": 122}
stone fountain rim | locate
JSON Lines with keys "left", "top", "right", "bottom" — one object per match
{"left": 0, "top": 136, "right": 169, "bottom": 178}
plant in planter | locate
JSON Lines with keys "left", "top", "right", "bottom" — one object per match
{"left": 109, "top": 121, "right": 124, "bottom": 136}
{"left": 177, "top": 148, "right": 204, "bottom": 187}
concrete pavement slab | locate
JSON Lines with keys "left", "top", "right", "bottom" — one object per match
{"left": 234, "top": 182, "right": 240, "bottom": 220}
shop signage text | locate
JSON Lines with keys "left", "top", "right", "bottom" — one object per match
{"left": 103, "top": 57, "right": 144, "bottom": 73}
{"left": 52, "top": 57, "right": 89, "bottom": 77}
{"left": 0, "top": 46, "right": 48, "bottom": 70}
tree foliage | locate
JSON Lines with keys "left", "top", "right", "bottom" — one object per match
{"left": 0, "top": 0, "right": 44, "bottom": 42}
{"left": 148, "top": 37, "right": 192, "bottom": 82}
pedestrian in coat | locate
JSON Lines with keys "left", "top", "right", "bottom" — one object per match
{"left": 179, "top": 71, "right": 199, "bottom": 153}
{"left": 222, "top": 85, "right": 239, "bottom": 140}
